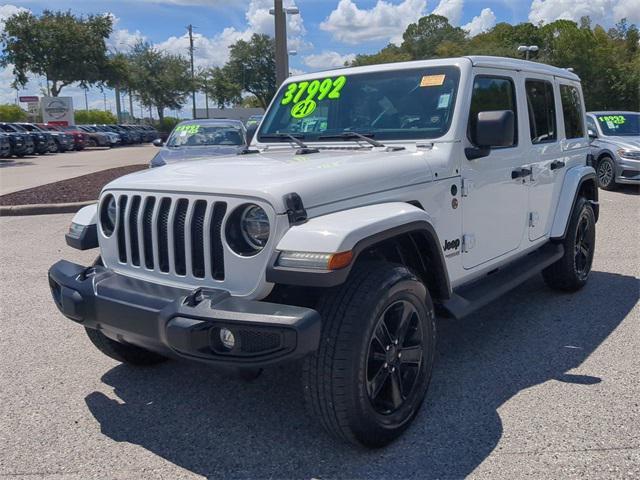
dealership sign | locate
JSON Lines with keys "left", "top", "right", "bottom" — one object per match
{"left": 42, "top": 96, "right": 75, "bottom": 126}
{"left": 19, "top": 95, "right": 39, "bottom": 103}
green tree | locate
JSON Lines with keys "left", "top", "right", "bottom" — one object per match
{"left": 351, "top": 44, "right": 412, "bottom": 66}
{"left": 224, "top": 34, "right": 276, "bottom": 109}
{"left": 400, "top": 14, "right": 467, "bottom": 59}
{"left": 0, "top": 104, "right": 27, "bottom": 121}
{"left": 200, "top": 66, "right": 242, "bottom": 108}
{"left": 74, "top": 109, "right": 117, "bottom": 124}
{"left": 128, "top": 42, "right": 192, "bottom": 122}
{"left": 158, "top": 116, "right": 181, "bottom": 133}
{"left": 0, "top": 10, "right": 113, "bottom": 96}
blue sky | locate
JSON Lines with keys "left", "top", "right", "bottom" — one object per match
{"left": 1, "top": 0, "right": 636, "bottom": 117}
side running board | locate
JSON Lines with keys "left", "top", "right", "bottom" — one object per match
{"left": 441, "top": 243, "right": 564, "bottom": 319}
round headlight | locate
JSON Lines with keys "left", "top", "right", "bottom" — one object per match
{"left": 225, "top": 203, "right": 270, "bottom": 256}
{"left": 100, "top": 194, "right": 117, "bottom": 237}
{"left": 241, "top": 205, "right": 270, "bottom": 249}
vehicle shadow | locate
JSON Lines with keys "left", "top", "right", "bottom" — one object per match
{"left": 613, "top": 184, "right": 639, "bottom": 196}
{"left": 85, "top": 271, "right": 638, "bottom": 479}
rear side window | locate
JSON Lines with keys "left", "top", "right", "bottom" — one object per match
{"left": 526, "top": 80, "right": 556, "bottom": 144}
{"left": 586, "top": 116, "right": 597, "bottom": 133}
{"left": 560, "top": 85, "right": 584, "bottom": 139}
{"left": 469, "top": 76, "right": 517, "bottom": 147}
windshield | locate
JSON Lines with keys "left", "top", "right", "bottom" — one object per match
{"left": 596, "top": 113, "right": 639, "bottom": 136}
{"left": 259, "top": 66, "right": 460, "bottom": 143}
{"left": 167, "top": 123, "right": 244, "bottom": 147}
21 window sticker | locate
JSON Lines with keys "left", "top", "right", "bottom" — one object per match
{"left": 282, "top": 76, "right": 347, "bottom": 119}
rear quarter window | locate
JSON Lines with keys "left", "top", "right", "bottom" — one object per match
{"left": 560, "top": 85, "right": 584, "bottom": 139}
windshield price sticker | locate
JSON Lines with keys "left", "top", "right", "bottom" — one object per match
{"left": 598, "top": 115, "right": 626, "bottom": 125}
{"left": 174, "top": 124, "right": 200, "bottom": 134}
{"left": 282, "top": 76, "right": 347, "bottom": 118}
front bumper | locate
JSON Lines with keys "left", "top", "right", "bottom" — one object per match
{"left": 615, "top": 156, "right": 640, "bottom": 184}
{"left": 48, "top": 260, "right": 321, "bottom": 367}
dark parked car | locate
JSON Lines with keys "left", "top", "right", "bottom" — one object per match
{"left": 97, "top": 124, "right": 132, "bottom": 144}
{"left": 139, "top": 124, "right": 159, "bottom": 142}
{"left": 80, "top": 125, "right": 121, "bottom": 147}
{"left": 150, "top": 119, "right": 247, "bottom": 168}
{"left": 0, "top": 133, "right": 11, "bottom": 158}
{"left": 0, "top": 123, "right": 32, "bottom": 157}
{"left": 119, "top": 125, "right": 143, "bottom": 143}
{"left": 16, "top": 123, "right": 56, "bottom": 154}
{"left": 7, "top": 123, "right": 49, "bottom": 154}
{"left": 36, "top": 124, "right": 75, "bottom": 152}
{"left": 56, "top": 126, "right": 88, "bottom": 150}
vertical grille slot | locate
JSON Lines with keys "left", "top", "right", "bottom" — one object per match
{"left": 173, "top": 199, "right": 189, "bottom": 276}
{"left": 191, "top": 200, "right": 207, "bottom": 278}
{"left": 128, "top": 196, "right": 141, "bottom": 266}
{"left": 210, "top": 202, "right": 227, "bottom": 280}
{"left": 117, "top": 195, "right": 128, "bottom": 263}
{"left": 157, "top": 198, "right": 171, "bottom": 273}
{"left": 143, "top": 197, "right": 156, "bottom": 269}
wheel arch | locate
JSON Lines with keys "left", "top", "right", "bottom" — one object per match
{"left": 550, "top": 166, "right": 599, "bottom": 239}
{"left": 267, "top": 202, "right": 451, "bottom": 300}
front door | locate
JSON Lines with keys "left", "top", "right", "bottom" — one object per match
{"left": 462, "top": 71, "right": 529, "bottom": 270}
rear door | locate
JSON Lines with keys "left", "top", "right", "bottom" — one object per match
{"left": 461, "top": 70, "right": 529, "bottom": 269}
{"left": 524, "top": 76, "right": 562, "bottom": 241}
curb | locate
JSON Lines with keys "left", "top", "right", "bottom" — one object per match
{"left": 0, "top": 200, "right": 96, "bottom": 217}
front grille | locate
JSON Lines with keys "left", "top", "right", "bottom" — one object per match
{"left": 114, "top": 194, "right": 227, "bottom": 280}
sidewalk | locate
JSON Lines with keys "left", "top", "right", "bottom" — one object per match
{"left": 0, "top": 144, "right": 156, "bottom": 195}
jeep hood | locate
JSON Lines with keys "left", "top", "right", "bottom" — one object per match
{"left": 105, "top": 147, "right": 434, "bottom": 213}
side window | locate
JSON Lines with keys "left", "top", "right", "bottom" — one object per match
{"left": 560, "top": 85, "right": 584, "bottom": 139}
{"left": 525, "top": 80, "right": 556, "bottom": 144}
{"left": 469, "top": 76, "right": 517, "bottom": 147}
{"left": 586, "top": 116, "right": 597, "bottom": 133}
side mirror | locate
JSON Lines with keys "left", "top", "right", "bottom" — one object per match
{"left": 152, "top": 138, "right": 163, "bottom": 147}
{"left": 245, "top": 124, "right": 258, "bottom": 145}
{"left": 466, "top": 110, "right": 514, "bottom": 160}
{"left": 475, "top": 110, "right": 515, "bottom": 148}
{"left": 588, "top": 129, "right": 597, "bottom": 139}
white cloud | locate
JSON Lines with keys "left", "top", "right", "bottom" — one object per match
{"left": 528, "top": 0, "right": 621, "bottom": 25}
{"left": 432, "top": 0, "right": 464, "bottom": 25}
{"left": 320, "top": 0, "right": 427, "bottom": 45}
{"left": 0, "top": 4, "right": 28, "bottom": 33}
{"left": 156, "top": 0, "right": 308, "bottom": 68}
{"left": 106, "top": 14, "right": 147, "bottom": 50}
{"left": 463, "top": 8, "right": 497, "bottom": 36}
{"left": 613, "top": 0, "right": 640, "bottom": 23}
{"left": 303, "top": 51, "right": 356, "bottom": 70}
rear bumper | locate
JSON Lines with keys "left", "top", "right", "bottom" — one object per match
{"left": 48, "top": 260, "right": 321, "bottom": 367}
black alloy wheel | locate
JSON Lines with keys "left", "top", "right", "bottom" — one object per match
{"left": 366, "top": 300, "right": 424, "bottom": 415}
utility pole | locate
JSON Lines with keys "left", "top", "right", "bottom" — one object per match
{"left": 271, "top": 1, "right": 299, "bottom": 86}
{"left": 273, "top": 0, "right": 288, "bottom": 86}
{"left": 188, "top": 24, "right": 197, "bottom": 119}
{"left": 114, "top": 84, "right": 122, "bottom": 123}
{"left": 203, "top": 75, "right": 210, "bottom": 119}
{"left": 129, "top": 88, "right": 135, "bottom": 123}
{"left": 103, "top": 92, "right": 107, "bottom": 112}
{"left": 84, "top": 87, "right": 89, "bottom": 112}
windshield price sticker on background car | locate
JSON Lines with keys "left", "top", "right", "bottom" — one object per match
{"left": 174, "top": 124, "right": 200, "bottom": 134}
{"left": 420, "top": 74, "right": 446, "bottom": 87}
{"left": 598, "top": 115, "right": 626, "bottom": 125}
{"left": 283, "top": 76, "right": 347, "bottom": 118}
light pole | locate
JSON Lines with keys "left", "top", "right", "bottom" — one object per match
{"left": 187, "top": 24, "right": 197, "bottom": 119}
{"left": 517, "top": 45, "right": 539, "bottom": 60}
{"left": 270, "top": 1, "right": 299, "bottom": 86}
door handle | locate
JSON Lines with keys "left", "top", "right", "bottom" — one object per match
{"left": 511, "top": 167, "right": 532, "bottom": 179}
{"left": 550, "top": 160, "right": 565, "bottom": 170}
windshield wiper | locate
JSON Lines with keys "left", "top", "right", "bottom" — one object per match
{"left": 319, "top": 131, "right": 385, "bottom": 147}
{"left": 259, "top": 133, "right": 319, "bottom": 154}
{"left": 319, "top": 131, "right": 405, "bottom": 151}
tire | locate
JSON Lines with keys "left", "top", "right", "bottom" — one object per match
{"left": 596, "top": 156, "right": 616, "bottom": 190}
{"left": 302, "top": 262, "right": 436, "bottom": 448}
{"left": 50, "top": 142, "right": 59, "bottom": 153}
{"left": 542, "top": 196, "right": 596, "bottom": 292}
{"left": 85, "top": 327, "right": 167, "bottom": 366}
{"left": 88, "top": 138, "right": 97, "bottom": 148}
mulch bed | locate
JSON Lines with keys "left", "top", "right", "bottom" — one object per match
{"left": 0, "top": 165, "right": 147, "bottom": 206}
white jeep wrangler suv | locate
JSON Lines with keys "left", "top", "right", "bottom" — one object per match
{"left": 49, "top": 56, "right": 598, "bottom": 448}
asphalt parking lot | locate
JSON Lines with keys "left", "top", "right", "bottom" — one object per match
{"left": 0, "top": 187, "right": 638, "bottom": 479}
{"left": 0, "top": 145, "right": 157, "bottom": 196}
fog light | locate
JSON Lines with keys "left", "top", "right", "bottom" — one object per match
{"left": 219, "top": 328, "right": 236, "bottom": 350}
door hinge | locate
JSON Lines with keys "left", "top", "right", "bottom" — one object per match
{"left": 462, "top": 234, "right": 475, "bottom": 252}
{"left": 461, "top": 179, "right": 473, "bottom": 197}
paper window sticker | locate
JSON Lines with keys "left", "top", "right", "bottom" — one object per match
{"left": 437, "top": 93, "right": 451, "bottom": 109}
{"left": 421, "top": 74, "right": 445, "bottom": 87}
{"left": 606, "top": 121, "right": 615, "bottom": 129}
